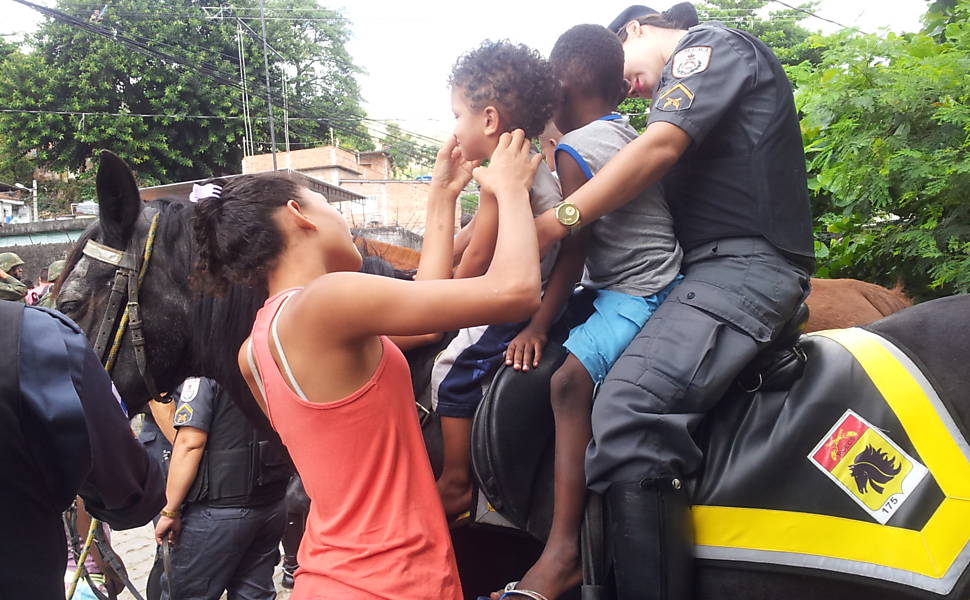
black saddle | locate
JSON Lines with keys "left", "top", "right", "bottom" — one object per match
{"left": 470, "top": 299, "right": 810, "bottom": 541}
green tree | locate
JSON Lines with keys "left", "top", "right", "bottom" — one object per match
{"left": 795, "top": 0, "right": 970, "bottom": 298}
{"left": 0, "top": 0, "right": 369, "bottom": 184}
{"left": 381, "top": 122, "right": 437, "bottom": 177}
{"left": 697, "top": 0, "right": 823, "bottom": 67}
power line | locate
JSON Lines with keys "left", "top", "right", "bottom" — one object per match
{"left": 11, "top": 0, "right": 441, "bottom": 162}
{"left": 768, "top": 0, "right": 865, "bottom": 32}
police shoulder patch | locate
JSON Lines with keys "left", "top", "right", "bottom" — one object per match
{"left": 654, "top": 83, "right": 695, "bottom": 112}
{"left": 174, "top": 403, "right": 194, "bottom": 426}
{"left": 672, "top": 46, "right": 712, "bottom": 78}
{"left": 180, "top": 377, "right": 200, "bottom": 403}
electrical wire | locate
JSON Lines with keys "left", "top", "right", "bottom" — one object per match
{"left": 10, "top": 0, "right": 441, "bottom": 162}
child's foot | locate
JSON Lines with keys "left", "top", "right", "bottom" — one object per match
{"left": 437, "top": 477, "right": 473, "bottom": 517}
{"left": 489, "top": 544, "right": 582, "bottom": 600}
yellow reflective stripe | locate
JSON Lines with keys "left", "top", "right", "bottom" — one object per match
{"left": 694, "top": 506, "right": 932, "bottom": 573}
{"left": 693, "top": 328, "right": 970, "bottom": 580}
{"left": 814, "top": 328, "right": 970, "bottom": 498}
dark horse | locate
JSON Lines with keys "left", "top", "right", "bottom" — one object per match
{"left": 59, "top": 153, "right": 970, "bottom": 599}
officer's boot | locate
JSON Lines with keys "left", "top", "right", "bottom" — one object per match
{"left": 604, "top": 478, "right": 693, "bottom": 600}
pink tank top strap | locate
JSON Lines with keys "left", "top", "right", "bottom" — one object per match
{"left": 249, "top": 287, "right": 303, "bottom": 428}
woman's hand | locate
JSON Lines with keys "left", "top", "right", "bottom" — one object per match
{"left": 473, "top": 130, "right": 542, "bottom": 199}
{"left": 155, "top": 514, "right": 182, "bottom": 545}
{"left": 505, "top": 326, "right": 548, "bottom": 371}
{"left": 432, "top": 136, "right": 479, "bottom": 194}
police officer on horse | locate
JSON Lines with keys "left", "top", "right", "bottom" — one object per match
{"left": 529, "top": 4, "right": 815, "bottom": 598}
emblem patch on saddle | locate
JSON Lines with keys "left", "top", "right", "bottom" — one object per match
{"left": 809, "top": 409, "right": 928, "bottom": 524}
{"left": 691, "top": 327, "right": 970, "bottom": 596}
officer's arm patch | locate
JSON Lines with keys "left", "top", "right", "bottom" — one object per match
{"left": 174, "top": 403, "right": 194, "bottom": 426}
{"left": 654, "top": 83, "right": 695, "bottom": 112}
{"left": 180, "top": 377, "right": 200, "bottom": 402}
{"left": 672, "top": 46, "right": 712, "bottom": 78}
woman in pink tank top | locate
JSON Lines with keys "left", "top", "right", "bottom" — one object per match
{"left": 190, "top": 132, "right": 543, "bottom": 600}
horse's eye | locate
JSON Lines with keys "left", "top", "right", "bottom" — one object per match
{"left": 58, "top": 300, "right": 81, "bottom": 315}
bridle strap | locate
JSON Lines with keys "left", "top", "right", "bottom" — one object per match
{"left": 126, "top": 259, "right": 163, "bottom": 402}
{"left": 84, "top": 208, "right": 165, "bottom": 403}
{"left": 82, "top": 239, "right": 136, "bottom": 270}
{"left": 91, "top": 269, "right": 129, "bottom": 362}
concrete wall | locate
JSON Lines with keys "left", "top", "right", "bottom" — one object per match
{"left": 0, "top": 218, "right": 93, "bottom": 283}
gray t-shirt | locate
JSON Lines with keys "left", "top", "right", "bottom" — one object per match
{"left": 528, "top": 158, "right": 562, "bottom": 285}
{"left": 556, "top": 116, "right": 682, "bottom": 296}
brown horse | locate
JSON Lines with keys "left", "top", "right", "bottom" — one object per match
{"left": 805, "top": 278, "right": 911, "bottom": 332}
{"left": 360, "top": 240, "right": 914, "bottom": 332}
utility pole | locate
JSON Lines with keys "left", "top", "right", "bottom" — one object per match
{"left": 258, "top": 0, "right": 278, "bottom": 170}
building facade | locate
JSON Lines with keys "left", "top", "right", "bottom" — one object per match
{"left": 242, "top": 147, "right": 458, "bottom": 235}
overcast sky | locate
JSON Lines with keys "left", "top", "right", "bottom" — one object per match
{"left": 5, "top": 0, "right": 928, "bottom": 141}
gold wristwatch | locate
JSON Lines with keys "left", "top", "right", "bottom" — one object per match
{"left": 160, "top": 508, "right": 181, "bottom": 518}
{"left": 554, "top": 201, "right": 582, "bottom": 235}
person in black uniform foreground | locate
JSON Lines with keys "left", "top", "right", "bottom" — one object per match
{"left": 154, "top": 377, "right": 289, "bottom": 600}
{"left": 529, "top": 4, "right": 815, "bottom": 599}
{"left": 0, "top": 300, "right": 165, "bottom": 600}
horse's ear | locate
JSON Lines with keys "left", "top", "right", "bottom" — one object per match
{"left": 96, "top": 150, "right": 142, "bottom": 249}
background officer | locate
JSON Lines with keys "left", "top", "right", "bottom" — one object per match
{"left": 154, "top": 377, "right": 289, "bottom": 600}
{"left": 0, "top": 300, "right": 164, "bottom": 600}
{"left": 0, "top": 252, "right": 28, "bottom": 302}
{"left": 531, "top": 4, "right": 815, "bottom": 598}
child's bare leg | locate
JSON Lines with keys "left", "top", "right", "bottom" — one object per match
{"left": 493, "top": 354, "right": 592, "bottom": 599}
{"left": 438, "top": 416, "right": 474, "bottom": 516}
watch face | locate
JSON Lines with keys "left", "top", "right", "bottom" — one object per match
{"left": 557, "top": 203, "right": 580, "bottom": 227}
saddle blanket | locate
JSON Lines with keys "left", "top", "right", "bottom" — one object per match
{"left": 692, "top": 327, "right": 970, "bottom": 596}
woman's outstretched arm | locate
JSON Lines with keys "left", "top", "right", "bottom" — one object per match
{"left": 304, "top": 130, "right": 543, "bottom": 339}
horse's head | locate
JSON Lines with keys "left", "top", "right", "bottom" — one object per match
{"left": 57, "top": 151, "right": 195, "bottom": 414}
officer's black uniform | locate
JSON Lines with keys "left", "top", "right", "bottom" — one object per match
{"left": 161, "top": 377, "right": 289, "bottom": 600}
{"left": 0, "top": 301, "right": 164, "bottom": 600}
{"left": 586, "top": 19, "right": 815, "bottom": 599}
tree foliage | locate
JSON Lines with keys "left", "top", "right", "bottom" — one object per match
{"left": 381, "top": 122, "right": 437, "bottom": 177}
{"left": 0, "top": 0, "right": 369, "bottom": 185}
{"left": 794, "top": 0, "right": 970, "bottom": 298}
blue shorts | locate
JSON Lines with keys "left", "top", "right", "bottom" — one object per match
{"left": 563, "top": 276, "right": 682, "bottom": 383}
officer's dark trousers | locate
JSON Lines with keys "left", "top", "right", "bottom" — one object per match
{"left": 586, "top": 237, "right": 812, "bottom": 491}
{"left": 160, "top": 499, "right": 285, "bottom": 600}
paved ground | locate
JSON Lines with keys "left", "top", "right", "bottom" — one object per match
{"left": 112, "top": 523, "right": 292, "bottom": 599}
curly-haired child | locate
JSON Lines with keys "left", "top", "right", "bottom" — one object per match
{"left": 432, "top": 40, "right": 565, "bottom": 517}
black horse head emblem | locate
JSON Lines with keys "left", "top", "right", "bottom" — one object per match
{"left": 849, "top": 445, "right": 902, "bottom": 494}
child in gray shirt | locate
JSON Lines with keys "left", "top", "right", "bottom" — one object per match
{"left": 495, "top": 25, "right": 682, "bottom": 600}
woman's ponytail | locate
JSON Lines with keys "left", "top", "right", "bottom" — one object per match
{"left": 190, "top": 172, "right": 303, "bottom": 295}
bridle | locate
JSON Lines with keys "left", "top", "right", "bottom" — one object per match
{"left": 80, "top": 207, "right": 166, "bottom": 403}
